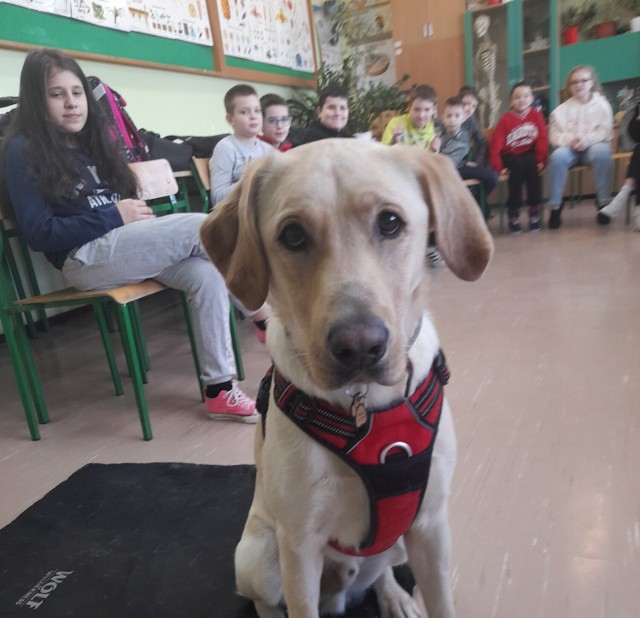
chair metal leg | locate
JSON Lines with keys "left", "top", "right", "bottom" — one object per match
{"left": 131, "top": 301, "right": 150, "bottom": 375}
{"left": 115, "top": 304, "right": 153, "bottom": 441}
{"left": 18, "top": 236, "right": 50, "bottom": 332}
{"left": 14, "top": 314, "right": 50, "bottom": 425}
{"left": 568, "top": 168, "right": 584, "bottom": 209}
{"left": 3, "top": 239, "right": 37, "bottom": 339}
{"left": 2, "top": 311, "right": 42, "bottom": 440}
{"left": 174, "top": 178, "right": 191, "bottom": 213}
{"left": 229, "top": 306, "right": 245, "bottom": 381}
{"left": 94, "top": 303, "right": 124, "bottom": 396}
{"left": 497, "top": 180, "right": 506, "bottom": 234}
{"left": 179, "top": 292, "right": 205, "bottom": 401}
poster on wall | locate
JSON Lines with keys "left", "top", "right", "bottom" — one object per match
{"left": 127, "top": 0, "right": 213, "bottom": 45}
{"left": 217, "top": 0, "right": 315, "bottom": 72}
{"left": 70, "top": 0, "right": 131, "bottom": 31}
{"left": 351, "top": 1, "right": 391, "bottom": 42}
{"left": 1, "top": 0, "right": 71, "bottom": 16}
{"left": 171, "top": 0, "right": 212, "bottom": 45}
{"left": 312, "top": 3, "right": 342, "bottom": 70}
{"left": 357, "top": 38, "right": 396, "bottom": 89}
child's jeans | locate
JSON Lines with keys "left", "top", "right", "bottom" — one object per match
{"left": 547, "top": 142, "right": 612, "bottom": 208}
{"left": 459, "top": 163, "right": 499, "bottom": 198}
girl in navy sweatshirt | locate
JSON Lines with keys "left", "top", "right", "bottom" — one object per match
{"left": 1, "top": 48, "right": 263, "bottom": 423}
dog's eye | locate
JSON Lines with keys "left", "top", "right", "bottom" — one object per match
{"left": 377, "top": 211, "right": 404, "bottom": 238}
{"left": 278, "top": 223, "right": 308, "bottom": 251}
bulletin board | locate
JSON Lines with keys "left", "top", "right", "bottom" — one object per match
{"left": 0, "top": 0, "right": 316, "bottom": 87}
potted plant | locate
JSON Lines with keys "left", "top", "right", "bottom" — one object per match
{"left": 589, "top": 0, "right": 619, "bottom": 38}
{"left": 288, "top": 0, "right": 408, "bottom": 138}
{"left": 561, "top": 3, "right": 596, "bottom": 44}
{"left": 287, "top": 60, "right": 408, "bottom": 138}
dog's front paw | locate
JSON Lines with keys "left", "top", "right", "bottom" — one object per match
{"left": 373, "top": 565, "right": 423, "bottom": 617}
{"left": 378, "top": 588, "right": 422, "bottom": 618}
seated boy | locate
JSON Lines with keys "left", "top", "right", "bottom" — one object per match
{"left": 382, "top": 84, "right": 442, "bottom": 267}
{"left": 259, "top": 93, "right": 293, "bottom": 152}
{"left": 440, "top": 96, "right": 498, "bottom": 204}
{"left": 459, "top": 85, "right": 488, "bottom": 165}
{"left": 209, "top": 84, "right": 274, "bottom": 206}
{"left": 301, "top": 85, "right": 351, "bottom": 144}
{"left": 382, "top": 84, "right": 440, "bottom": 151}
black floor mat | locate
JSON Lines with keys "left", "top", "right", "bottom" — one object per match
{"left": 0, "top": 463, "right": 414, "bottom": 617}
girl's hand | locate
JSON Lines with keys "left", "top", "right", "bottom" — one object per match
{"left": 570, "top": 137, "right": 584, "bottom": 151}
{"left": 116, "top": 199, "right": 155, "bottom": 224}
{"left": 537, "top": 162, "right": 546, "bottom": 174}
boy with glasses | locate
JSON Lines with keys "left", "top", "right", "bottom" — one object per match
{"left": 259, "top": 94, "right": 293, "bottom": 152}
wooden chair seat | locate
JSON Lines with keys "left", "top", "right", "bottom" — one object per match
{"left": 15, "top": 280, "right": 166, "bottom": 307}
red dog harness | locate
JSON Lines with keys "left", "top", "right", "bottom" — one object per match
{"left": 256, "top": 351, "right": 449, "bottom": 557}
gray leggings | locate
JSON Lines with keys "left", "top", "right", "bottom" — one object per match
{"left": 62, "top": 213, "right": 234, "bottom": 386}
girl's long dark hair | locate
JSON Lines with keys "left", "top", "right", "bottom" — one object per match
{"left": 2, "top": 48, "right": 137, "bottom": 203}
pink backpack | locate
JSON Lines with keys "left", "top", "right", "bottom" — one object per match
{"left": 87, "top": 76, "right": 149, "bottom": 163}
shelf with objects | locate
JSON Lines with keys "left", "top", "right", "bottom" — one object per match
{"left": 522, "top": 0, "right": 558, "bottom": 120}
{"left": 464, "top": 1, "right": 521, "bottom": 130}
{"left": 464, "top": 0, "right": 558, "bottom": 129}
{"left": 557, "top": 1, "right": 640, "bottom": 153}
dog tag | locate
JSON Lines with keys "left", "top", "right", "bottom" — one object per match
{"left": 350, "top": 391, "right": 368, "bottom": 428}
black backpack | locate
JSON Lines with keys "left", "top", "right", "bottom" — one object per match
{"left": 0, "top": 96, "right": 18, "bottom": 144}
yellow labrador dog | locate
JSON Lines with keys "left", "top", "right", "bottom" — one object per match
{"left": 201, "top": 140, "right": 493, "bottom": 618}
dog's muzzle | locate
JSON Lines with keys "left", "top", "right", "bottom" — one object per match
{"left": 327, "top": 316, "right": 389, "bottom": 380}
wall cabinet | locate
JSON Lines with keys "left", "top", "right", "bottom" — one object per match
{"left": 464, "top": 0, "right": 558, "bottom": 128}
{"left": 390, "top": 0, "right": 467, "bottom": 102}
{"left": 465, "top": 0, "right": 640, "bottom": 129}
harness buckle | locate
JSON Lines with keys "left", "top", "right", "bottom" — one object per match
{"left": 379, "top": 441, "right": 413, "bottom": 463}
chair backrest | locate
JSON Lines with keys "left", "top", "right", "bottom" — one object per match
{"left": 191, "top": 157, "right": 211, "bottom": 191}
{"left": 128, "top": 158, "right": 178, "bottom": 200}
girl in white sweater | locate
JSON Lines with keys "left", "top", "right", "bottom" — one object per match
{"left": 547, "top": 65, "right": 613, "bottom": 229}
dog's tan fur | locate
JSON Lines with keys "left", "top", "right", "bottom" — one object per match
{"left": 201, "top": 140, "right": 493, "bottom": 618}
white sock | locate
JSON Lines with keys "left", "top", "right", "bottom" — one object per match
{"left": 601, "top": 185, "right": 632, "bottom": 218}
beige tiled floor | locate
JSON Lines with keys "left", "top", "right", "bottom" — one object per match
{"left": 1, "top": 203, "right": 639, "bottom": 617}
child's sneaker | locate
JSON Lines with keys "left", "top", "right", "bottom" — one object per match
{"left": 548, "top": 206, "right": 562, "bottom": 229}
{"left": 508, "top": 216, "right": 521, "bottom": 234}
{"left": 205, "top": 383, "right": 259, "bottom": 423}
{"left": 528, "top": 207, "right": 541, "bottom": 232}
{"left": 426, "top": 246, "right": 444, "bottom": 268}
{"left": 528, "top": 216, "right": 541, "bottom": 232}
{"left": 252, "top": 319, "right": 267, "bottom": 345}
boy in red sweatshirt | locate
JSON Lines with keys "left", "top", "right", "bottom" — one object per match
{"left": 490, "top": 82, "right": 549, "bottom": 233}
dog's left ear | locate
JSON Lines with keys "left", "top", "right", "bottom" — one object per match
{"left": 200, "top": 155, "right": 275, "bottom": 311}
{"left": 404, "top": 148, "right": 494, "bottom": 281}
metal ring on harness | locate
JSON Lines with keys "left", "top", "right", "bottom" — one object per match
{"left": 379, "top": 441, "right": 413, "bottom": 463}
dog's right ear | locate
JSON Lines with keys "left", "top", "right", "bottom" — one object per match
{"left": 200, "top": 156, "right": 274, "bottom": 311}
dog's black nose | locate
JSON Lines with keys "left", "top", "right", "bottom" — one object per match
{"left": 327, "top": 317, "right": 389, "bottom": 371}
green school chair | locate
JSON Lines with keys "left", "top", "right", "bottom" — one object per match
{"left": 1, "top": 158, "right": 244, "bottom": 441}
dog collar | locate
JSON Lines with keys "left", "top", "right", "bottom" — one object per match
{"left": 257, "top": 350, "right": 450, "bottom": 557}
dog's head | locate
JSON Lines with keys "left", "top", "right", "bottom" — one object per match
{"left": 201, "top": 139, "right": 493, "bottom": 391}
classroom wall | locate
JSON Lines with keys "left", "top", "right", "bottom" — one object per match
{"left": 0, "top": 48, "right": 296, "bottom": 136}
